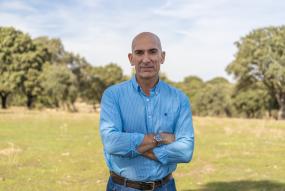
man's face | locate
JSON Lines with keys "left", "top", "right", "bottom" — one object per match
{"left": 128, "top": 34, "right": 165, "bottom": 80}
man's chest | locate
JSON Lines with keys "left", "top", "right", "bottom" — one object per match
{"left": 118, "top": 94, "right": 179, "bottom": 134}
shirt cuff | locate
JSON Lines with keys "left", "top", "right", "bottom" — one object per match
{"left": 153, "top": 146, "right": 168, "bottom": 165}
{"left": 131, "top": 133, "right": 145, "bottom": 157}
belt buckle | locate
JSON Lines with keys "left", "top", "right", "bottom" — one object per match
{"left": 145, "top": 181, "right": 155, "bottom": 191}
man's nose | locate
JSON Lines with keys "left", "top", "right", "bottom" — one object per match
{"left": 142, "top": 53, "right": 151, "bottom": 63}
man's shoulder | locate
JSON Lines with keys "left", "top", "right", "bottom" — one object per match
{"left": 103, "top": 80, "right": 131, "bottom": 95}
{"left": 160, "top": 80, "right": 187, "bottom": 98}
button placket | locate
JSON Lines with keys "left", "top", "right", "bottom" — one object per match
{"left": 145, "top": 97, "right": 153, "bottom": 132}
{"left": 147, "top": 99, "right": 151, "bottom": 118}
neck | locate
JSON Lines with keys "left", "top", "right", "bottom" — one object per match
{"left": 136, "top": 75, "right": 159, "bottom": 96}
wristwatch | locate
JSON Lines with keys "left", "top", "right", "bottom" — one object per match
{"left": 153, "top": 134, "right": 163, "bottom": 145}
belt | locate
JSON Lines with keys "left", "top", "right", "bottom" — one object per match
{"left": 110, "top": 171, "right": 172, "bottom": 191}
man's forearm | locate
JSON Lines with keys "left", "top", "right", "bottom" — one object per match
{"left": 136, "top": 134, "right": 159, "bottom": 161}
{"left": 137, "top": 133, "right": 176, "bottom": 161}
{"left": 136, "top": 134, "right": 157, "bottom": 154}
{"left": 153, "top": 138, "right": 194, "bottom": 165}
{"left": 142, "top": 149, "right": 157, "bottom": 160}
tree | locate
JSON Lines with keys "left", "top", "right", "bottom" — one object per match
{"left": 80, "top": 66, "right": 105, "bottom": 110}
{"left": 100, "top": 63, "right": 124, "bottom": 86}
{"left": 184, "top": 76, "right": 204, "bottom": 85}
{"left": 20, "top": 49, "right": 50, "bottom": 108}
{"left": 40, "top": 64, "right": 78, "bottom": 111}
{"left": 233, "top": 89, "right": 269, "bottom": 118}
{"left": 231, "top": 80, "right": 279, "bottom": 118}
{"left": 178, "top": 76, "right": 205, "bottom": 115}
{"left": 34, "top": 38, "right": 87, "bottom": 110}
{"left": 227, "top": 26, "right": 285, "bottom": 119}
{"left": 194, "top": 77, "right": 233, "bottom": 117}
{"left": 33, "top": 36, "right": 65, "bottom": 63}
{"left": 206, "top": 77, "right": 230, "bottom": 86}
{"left": 0, "top": 27, "right": 42, "bottom": 109}
{"left": 80, "top": 63, "right": 124, "bottom": 110}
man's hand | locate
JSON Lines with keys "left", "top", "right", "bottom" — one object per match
{"left": 136, "top": 134, "right": 156, "bottom": 154}
{"left": 160, "top": 132, "right": 175, "bottom": 144}
{"left": 142, "top": 150, "right": 157, "bottom": 160}
{"left": 141, "top": 132, "right": 175, "bottom": 161}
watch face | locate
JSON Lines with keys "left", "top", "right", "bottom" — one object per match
{"left": 154, "top": 134, "right": 163, "bottom": 142}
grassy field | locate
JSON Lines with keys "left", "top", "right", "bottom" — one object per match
{"left": 0, "top": 110, "right": 284, "bottom": 191}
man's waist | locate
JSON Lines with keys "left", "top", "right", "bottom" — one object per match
{"left": 110, "top": 171, "right": 173, "bottom": 190}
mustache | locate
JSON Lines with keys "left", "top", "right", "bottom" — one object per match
{"left": 140, "top": 65, "right": 154, "bottom": 68}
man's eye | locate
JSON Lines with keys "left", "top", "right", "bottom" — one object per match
{"left": 135, "top": 51, "right": 144, "bottom": 55}
{"left": 149, "top": 49, "right": 158, "bottom": 54}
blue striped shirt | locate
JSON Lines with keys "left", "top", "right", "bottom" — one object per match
{"left": 100, "top": 76, "right": 194, "bottom": 181}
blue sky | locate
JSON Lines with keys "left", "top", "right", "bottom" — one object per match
{"left": 0, "top": 0, "right": 284, "bottom": 81}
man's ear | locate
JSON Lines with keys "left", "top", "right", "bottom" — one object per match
{"left": 160, "top": 51, "right": 166, "bottom": 64}
{"left": 128, "top": 53, "right": 134, "bottom": 66}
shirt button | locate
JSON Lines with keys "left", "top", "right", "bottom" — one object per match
{"left": 148, "top": 115, "right": 151, "bottom": 118}
{"left": 146, "top": 98, "right": 149, "bottom": 102}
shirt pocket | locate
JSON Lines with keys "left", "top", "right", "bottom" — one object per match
{"left": 158, "top": 111, "right": 176, "bottom": 133}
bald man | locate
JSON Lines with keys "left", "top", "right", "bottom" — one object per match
{"left": 100, "top": 32, "right": 194, "bottom": 191}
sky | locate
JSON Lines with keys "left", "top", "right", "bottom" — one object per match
{"left": 0, "top": 0, "right": 284, "bottom": 82}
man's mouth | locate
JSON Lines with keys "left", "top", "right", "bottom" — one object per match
{"left": 140, "top": 66, "right": 154, "bottom": 71}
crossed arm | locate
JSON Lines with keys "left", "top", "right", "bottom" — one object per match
{"left": 100, "top": 89, "right": 194, "bottom": 165}
{"left": 137, "top": 133, "right": 175, "bottom": 161}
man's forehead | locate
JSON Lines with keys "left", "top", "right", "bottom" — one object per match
{"left": 133, "top": 45, "right": 160, "bottom": 52}
{"left": 131, "top": 32, "right": 162, "bottom": 51}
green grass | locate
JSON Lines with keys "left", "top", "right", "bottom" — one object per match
{"left": 0, "top": 111, "right": 284, "bottom": 191}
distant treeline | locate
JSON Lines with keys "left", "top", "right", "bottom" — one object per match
{"left": 1, "top": 26, "right": 285, "bottom": 119}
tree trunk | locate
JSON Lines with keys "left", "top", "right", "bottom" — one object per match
{"left": 26, "top": 94, "right": 35, "bottom": 109}
{"left": 276, "top": 93, "right": 285, "bottom": 120}
{"left": 278, "top": 103, "right": 285, "bottom": 120}
{"left": 0, "top": 93, "right": 8, "bottom": 109}
{"left": 92, "top": 101, "right": 97, "bottom": 112}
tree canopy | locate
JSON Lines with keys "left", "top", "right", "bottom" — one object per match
{"left": 0, "top": 27, "right": 47, "bottom": 108}
{"left": 227, "top": 26, "right": 285, "bottom": 119}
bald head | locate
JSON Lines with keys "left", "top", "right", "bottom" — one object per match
{"left": 131, "top": 32, "right": 162, "bottom": 52}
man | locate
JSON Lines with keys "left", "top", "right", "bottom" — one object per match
{"left": 100, "top": 32, "right": 194, "bottom": 191}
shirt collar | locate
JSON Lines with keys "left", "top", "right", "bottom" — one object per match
{"left": 131, "top": 75, "right": 161, "bottom": 96}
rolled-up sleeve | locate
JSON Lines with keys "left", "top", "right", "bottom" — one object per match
{"left": 153, "top": 93, "right": 194, "bottom": 165}
{"left": 100, "top": 88, "right": 145, "bottom": 158}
